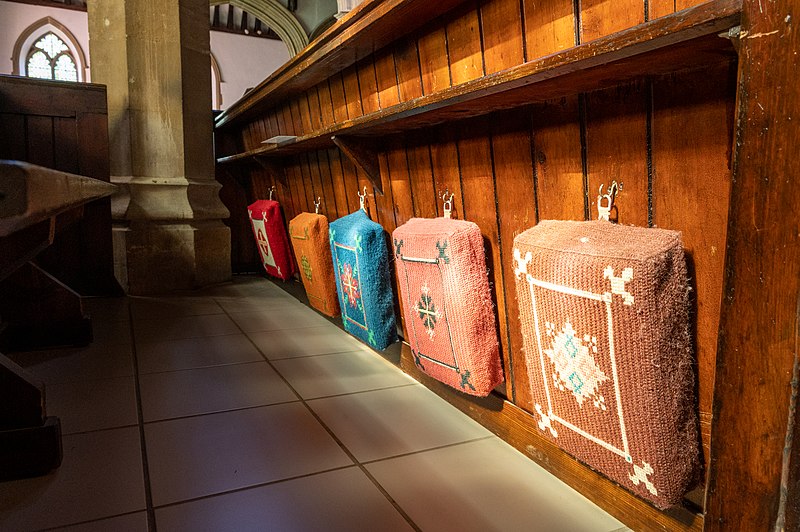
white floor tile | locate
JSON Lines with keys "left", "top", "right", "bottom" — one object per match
{"left": 130, "top": 296, "right": 224, "bottom": 322}
{"left": 309, "top": 385, "right": 492, "bottom": 462}
{"left": 155, "top": 467, "right": 412, "bottom": 532}
{"left": 0, "top": 428, "right": 146, "bottom": 531}
{"left": 248, "top": 325, "right": 366, "bottom": 359}
{"left": 8, "top": 342, "right": 134, "bottom": 385}
{"left": 46, "top": 376, "right": 138, "bottom": 434}
{"left": 366, "top": 438, "right": 625, "bottom": 532}
{"left": 139, "top": 362, "right": 297, "bottom": 421}
{"left": 137, "top": 334, "right": 263, "bottom": 374}
{"left": 227, "top": 307, "right": 330, "bottom": 333}
{"left": 133, "top": 314, "right": 240, "bottom": 343}
{"left": 272, "top": 350, "right": 415, "bottom": 399}
{"left": 144, "top": 402, "right": 353, "bottom": 506}
{"left": 51, "top": 511, "right": 149, "bottom": 531}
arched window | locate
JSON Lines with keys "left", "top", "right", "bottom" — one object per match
{"left": 26, "top": 33, "right": 78, "bottom": 82}
{"left": 12, "top": 17, "right": 88, "bottom": 82}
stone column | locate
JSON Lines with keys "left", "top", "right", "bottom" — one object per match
{"left": 87, "top": 0, "right": 231, "bottom": 294}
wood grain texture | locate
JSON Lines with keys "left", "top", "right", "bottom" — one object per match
{"left": 357, "top": 57, "right": 381, "bottom": 115}
{"left": 323, "top": 149, "right": 349, "bottom": 218}
{"left": 584, "top": 82, "right": 649, "bottom": 226}
{"left": 374, "top": 48, "right": 401, "bottom": 108}
{"left": 581, "top": 0, "right": 646, "bottom": 42}
{"left": 418, "top": 27, "right": 452, "bottom": 95}
{"left": 307, "top": 90, "right": 323, "bottom": 131}
{"left": 457, "top": 118, "right": 510, "bottom": 398}
{"left": 490, "top": 109, "right": 538, "bottom": 406}
{"left": 280, "top": 103, "right": 296, "bottom": 136}
{"left": 480, "top": 0, "right": 524, "bottom": 74}
{"left": 394, "top": 36, "right": 423, "bottom": 102}
{"left": 522, "top": 0, "right": 576, "bottom": 59}
{"left": 428, "top": 127, "right": 464, "bottom": 222}
{"left": 342, "top": 64, "right": 364, "bottom": 119}
{"left": 446, "top": 4, "right": 485, "bottom": 84}
{"left": 317, "top": 82, "right": 335, "bottom": 128}
{"left": 652, "top": 63, "right": 736, "bottom": 472}
{"left": 676, "top": 0, "right": 706, "bottom": 9}
{"left": 386, "top": 137, "right": 414, "bottom": 227}
{"left": 533, "top": 96, "right": 586, "bottom": 223}
{"left": 290, "top": 99, "right": 306, "bottom": 136}
{"left": 706, "top": 1, "right": 799, "bottom": 529}
{"left": 405, "top": 138, "right": 438, "bottom": 218}
{"left": 649, "top": 0, "right": 676, "bottom": 19}
{"left": 329, "top": 73, "right": 349, "bottom": 124}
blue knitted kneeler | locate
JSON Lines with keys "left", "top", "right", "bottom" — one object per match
{"left": 329, "top": 210, "right": 397, "bottom": 350}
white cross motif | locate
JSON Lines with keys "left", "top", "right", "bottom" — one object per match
{"left": 514, "top": 248, "right": 533, "bottom": 278}
{"left": 251, "top": 213, "right": 276, "bottom": 269}
{"left": 535, "top": 403, "right": 558, "bottom": 437}
{"left": 629, "top": 461, "right": 657, "bottom": 495}
{"left": 603, "top": 266, "right": 634, "bottom": 305}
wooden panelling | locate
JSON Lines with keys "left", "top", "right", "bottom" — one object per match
{"left": 480, "top": 0, "right": 524, "bottom": 74}
{"left": 357, "top": 58, "right": 381, "bottom": 115}
{"left": 428, "top": 128, "right": 464, "bottom": 221}
{"left": 649, "top": 0, "right": 677, "bottom": 19}
{"left": 343, "top": 64, "right": 365, "bottom": 119}
{"left": 581, "top": 0, "right": 646, "bottom": 42}
{"left": 307, "top": 89, "right": 323, "bottom": 131}
{"left": 446, "top": 4, "right": 485, "bottom": 84}
{"left": 317, "top": 83, "right": 335, "bottom": 127}
{"left": 374, "top": 48, "right": 401, "bottom": 108}
{"left": 522, "top": 0, "right": 576, "bottom": 59}
{"left": 394, "top": 36, "right": 423, "bottom": 102}
{"left": 418, "top": 27, "right": 452, "bottom": 95}
{"left": 329, "top": 74, "right": 349, "bottom": 123}
{"left": 405, "top": 138, "right": 438, "bottom": 218}
{"left": 584, "top": 82, "right": 649, "bottom": 226}
{"left": 386, "top": 137, "right": 414, "bottom": 227}
{"left": 652, "top": 63, "right": 736, "bottom": 469}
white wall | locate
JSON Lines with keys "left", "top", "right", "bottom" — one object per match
{"left": 0, "top": 0, "right": 290, "bottom": 110}
{"left": 210, "top": 31, "right": 289, "bottom": 110}
{"left": 0, "top": 0, "right": 90, "bottom": 79}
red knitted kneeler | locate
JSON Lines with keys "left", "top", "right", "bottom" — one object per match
{"left": 392, "top": 217, "right": 503, "bottom": 396}
{"left": 288, "top": 212, "right": 340, "bottom": 317}
{"left": 513, "top": 220, "right": 700, "bottom": 508}
{"left": 247, "top": 200, "right": 296, "bottom": 281}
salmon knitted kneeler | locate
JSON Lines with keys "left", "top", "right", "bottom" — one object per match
{"left": 247, "top": 200, "right": 296, "bottom": 280}
{"left": 329, "top": 210, "right": 397, "bottom": 350}
{"left": 513, "top": 220, "right": 700, "bottom": 508}
{"left": 288, "top": 212, "right": 340, "bottom": 317}
{"left": 392, "top": 217, "right": 503, "bottom": 397}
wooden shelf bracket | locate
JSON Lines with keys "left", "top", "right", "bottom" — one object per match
{"left": 332, "top": 135, "right": 384, "bottom": 195}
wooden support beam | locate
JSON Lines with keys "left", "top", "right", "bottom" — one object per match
{"left": 254, "top": 156, "right": 288, "bottom": 187}
{"left": 332, "top": 135, "right": 384, "bottom": 195}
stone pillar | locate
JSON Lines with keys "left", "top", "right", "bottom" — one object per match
{"left": 87, "top": 0, "right": 231, "bottom": 294}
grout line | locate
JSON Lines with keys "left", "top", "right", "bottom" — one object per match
{"left": 128, "top": 305, "right": 158, "bottom": 532}
{"left": 35, "top": 509, "right": 147, "bottom": 532}
{"left": 360, "top": 435, "right": 497, "bottom": 466}
{"left": 138, "top": 358, "right": 277, "bottom": 377}
{"left": 304, "top": 382, "right": 419, "bottom": 402}
{"left": 265, "top": 347, "right": 381, "bottom": 361}
{"left": 219, "top": 291, "right": 422, "bottom": 532}
{"left": 141, "top": 399, "right": 302, "bottom": 426}
{"left": 149, "top": 464, "right": 357, "bottom": 511}
{"left": 59, "top": 423, "right": 140, "bottom": 437}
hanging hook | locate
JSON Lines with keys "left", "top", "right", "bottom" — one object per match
{"left": 358, "top": 186, "right": 368, "bottom": 212}
{"left": 441, "top": 189, "right": 455, "bottom": 219}
{"left": 268, "top": 185, "right": 275, "bottom": 201}
{"left": 314, "top": 197, "right": 321, "bottom": 214}
{"left": 597, "top": 181, "right": 622, "bottom": 222}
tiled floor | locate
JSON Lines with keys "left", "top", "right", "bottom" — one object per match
{"left": 1, "top": 276, "right": 629, "bottom": 531}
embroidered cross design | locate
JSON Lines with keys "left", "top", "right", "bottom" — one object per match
{"left": 513, "top": 248, "right": 532, "bottom": 278}
{"left": 394, "top": 238, "right": 404, "bottom": 257}
{"left": 413, "top": 284, "right": 442, "bottom": 339}
{"left": 535, "top": 403, "right": 558, "bottom": 437}
{"left": 354, "top": 234, "right": 363, "bottom": 253}
{"left": 329, "top": 228, "right": 336, "bottom": 244}
{"left": 368, "top": 330, "right": 376, "bottom": 347}
{"left": 629, "top": 461, "right": 657, "bottom": 495}
{"left": 603, "top": 266, "right": 634, "bottom": 305}
{"left": 413, "top": 350, "right": 425, "bottom": 369}
{"left": 301, "top": 255, "right": 312, "bottom": 281}
{"left": 459, "top": 370, "right": 476, "bottom": 392}
{"left": 544, "top": 320, "right": 607, "bottom": 409}
{"left": 436, "top": 240, "right": 450, "bottom": 264}
{"left": 340, "top": 263, "right": 360, "bottom": 308}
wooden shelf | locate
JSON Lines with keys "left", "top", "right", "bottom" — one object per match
{"left": 217, "top": 0, "right": 740, "bottom": 165}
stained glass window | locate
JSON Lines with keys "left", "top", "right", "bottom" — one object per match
{"left": 25, "top": 33, "right": 78, "bottom": 82}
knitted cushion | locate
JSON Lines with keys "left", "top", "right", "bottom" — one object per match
{"left": 329, "top": 210, "right": 397, "bottom": 350}
{"left": 392, "top": 217, "right": 503, "bottom": 396}
{"left": 288, "top": 212, "right": 340, "bottom": 317}
{"left": 247, "top": 200, "right": 296, "bottom": 280}
{"left": 513, "top": 220, "right": 699, "bottom": 508}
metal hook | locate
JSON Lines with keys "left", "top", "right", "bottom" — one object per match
{"left": 358, "top": 186, "right": 367, "bottom": 212}
{"left": 314, "top": 197, "right": 321, "bottom": 214}
{"left": 441, "top": 189, "right": 455, "bottom": 219}
{"left": 268, "top": 185, "right": 275, "bottom": 201}
{"left": 597, "top": 181, "right": 622, "bottom": 222}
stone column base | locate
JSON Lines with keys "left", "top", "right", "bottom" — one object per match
{"left": 113, "top": 221, "right": 231, "bottom": 295}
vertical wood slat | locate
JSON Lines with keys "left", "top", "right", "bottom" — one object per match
{"left": 300, "top": 154, "right": 318, "bottom": 214}
{"left": 342, "top": 64, "right": 364, "bottom": 119}
{"left": 357, "top": 57, "right": 381, "bottom": 115}
{"left": 54, "top": 116, "right": 80, "bottom": 174}
{"left": 584, "top": 82, "right": 649, "bottom": 226}
{"left": 648, "top": 0, "right": 676, "bottom": 19}
{"left": 26, "top": 115, "right": 55, "bottom": 169}
{"left": 406, "top": 138, "right": 438, "bottom": 218}
{"left": 480, "top": 0, "right": 524, "bottom": 74}
{"left": 307, "top": 89, "right": 323, "bottom": 131}
{"left": 457, "top": 118, "right": 510, "bottom": 398}
{"left": 394, "top": 36, "right": 423, "bottom": 102}
{"left": 446, "top": 4, "right": 485, "bottom": 85}
{"left": 490, "top": 109, "right": 538, "bottom": 404}
{"left": 0, "top": 113, "right": 27, "bottom": 160}
{"left": 522, "top": 0, "right": 576, "bottom": 60}
{"left": 317, "top": 82, "right": 335, "bottom": 127}
{"left": 581, "top": 0, "right": 646, "bottom": 42}
{"left": 429, "top": 127, "right": 464, "bottom": 222}
{"left": 315, "top": 151, "right": 339, "bottom": 220}
{"left": 280, "top": 103, "right": 295, "bottom": 136}
{"left": 329, "top": 148, "right": 360, "bottom": 214}
{"left": 329, "top": 74, "right": 349, "bottom": 124}
{"left": 374, "top": 48, "right": 401, "bottom": 109}
{"left": 652, "top": 63, "right": 736, "bottom": 470}
{"left": 418, "top": 27, "right": 451, "bottom": 95}
{"left": 292, "top": 98, "right": 310, "bottom": 136}
{"left": 387, "top": 137, "right": 415, "bottom": 227}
